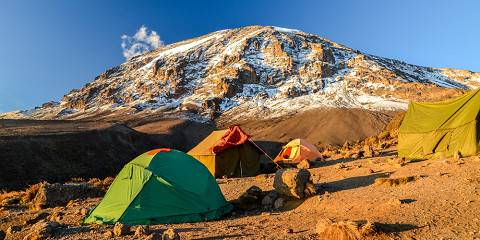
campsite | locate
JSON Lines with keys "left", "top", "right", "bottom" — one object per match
{"left": 1, "top": 2, "right": 480, "bottom": 239}
{"left": 0, "top": 90, "right": 479, "bottom": 239}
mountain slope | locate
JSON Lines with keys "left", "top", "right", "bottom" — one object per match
{"left": 2, "top": 26, "right": 479, "bottom": 121}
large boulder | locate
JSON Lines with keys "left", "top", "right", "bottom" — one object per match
{"left": 273, "top": 169, "right": 316, "bottom": 199}
{"left": 32, "top": 183, "right": 103, "bottom": 209}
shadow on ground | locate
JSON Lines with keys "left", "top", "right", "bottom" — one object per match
{"left": 319, "top": 172, "right": 392, "bottom": 193}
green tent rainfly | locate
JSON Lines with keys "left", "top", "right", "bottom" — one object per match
{"left": 83, "top": 149, "right": 232, "bottom": 225}
{"left": 398, "top": 88, "right": 480, "bottom": 159}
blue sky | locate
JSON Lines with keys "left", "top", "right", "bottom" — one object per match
{"left": 0, "top": 0, "right": 479, "bottom": 112}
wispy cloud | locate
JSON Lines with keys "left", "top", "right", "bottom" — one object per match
{"left": 121, "top": 25, "right": 163, "bottom": 60}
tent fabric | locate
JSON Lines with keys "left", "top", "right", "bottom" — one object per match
{"left": 398, "top": 88, "right": 480, "bottom": 159}
{"left": 210, "top": 126, "right": 250, "bottom": 153}
{"left": 83, "top": 149, "right": 232, "bottom": 225}
{"left": 274, "top": 139, "right": 322, "bottom": 164}
{"left": 188, "top": 126, "right": 263, "bottom": 178}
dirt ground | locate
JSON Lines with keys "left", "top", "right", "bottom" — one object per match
{"left": 1, "top": 148, "right": 480, "bottom": 240}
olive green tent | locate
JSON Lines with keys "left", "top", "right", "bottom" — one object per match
{"left": 398, "top": 88, "right": 480, "bottom": 159}
{"left": 188, "top": 126, "right": 264, "bottom": 178}
{"left": 83, "top": 149, "right": 232, "bottom": 225}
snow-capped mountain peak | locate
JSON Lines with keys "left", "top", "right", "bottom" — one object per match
{"left": 3, "top": 25, "right": 479, "bottom": 121}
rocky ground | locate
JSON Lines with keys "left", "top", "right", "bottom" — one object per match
{"left": 1, "top": 142, "right": 479, "bottom": 239}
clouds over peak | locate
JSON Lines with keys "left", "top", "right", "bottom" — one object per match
{"left": 121, "top": 25, "right": 163, "bottom": 60}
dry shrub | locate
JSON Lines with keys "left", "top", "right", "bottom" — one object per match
{"left": 87, "top": 177, "right": 114, "bottom": 191}
{"left": 69, "top": 177, "right": 85, "bottom": 183}
{"left": 102, "top": 177, "right": 114, "bottom": 188}
{"left": 374, "top": 176, "right": 420, "bottom": 187}
{"left": 0, "top": 190, "right": 23, "bottom": 205}
{"left": 21, "top": 182, "right": 45, "bottom": 204}
{"left": 316, "top": 219, "right": 379, "bottom": 240}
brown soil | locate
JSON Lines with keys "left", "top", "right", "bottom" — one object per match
{"left": 0, "top": 108, "right": 395, "bottom": 190}
{"left": 221, "top": 108, "right": 397, "bottom": 156}
{"left": 1, "top": 151, "right": 479, "bottom": 239}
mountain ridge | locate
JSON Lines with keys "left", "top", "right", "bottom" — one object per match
{"left": 2, "top": 25, "right": 479, "bottom": 121}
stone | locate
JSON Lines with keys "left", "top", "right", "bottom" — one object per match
{"left": 103, "top": 230, "right": 113, "bottom": 238}
{"left": 274, "top": 169, "right": 316, "bottom": 199}
{"left": 284, "top": 228, "right": 293, "bottom": 234}
{"left": 6, "top": 225, "right": 21, "bottom": 235}
{"left": 261, "top": 195, "right": 273, "bottom": 207}
{"left": 274, "top": 197, "right": 285, "bottom": 210}
{"left": 296, "top": 159, "right": 310, "bottom": 169}
{"left": 0, "top": 230, "right": 4, "bottom": 240}
{"left": 113, "top": 222, "right": 129, "bottom": 236}
{"left": 134, "top": 225, "right": 150, "bottom": 237}
{"left": 80, "top": 208, "right": 89, "bottom": 216}
{"left": 162, "top": 228, "right": 180, "bottom": 240}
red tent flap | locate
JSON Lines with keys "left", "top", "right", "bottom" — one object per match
{"left": 210, "top": 126, "right": 250, "bottom": 153}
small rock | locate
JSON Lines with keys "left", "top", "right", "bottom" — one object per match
{"left": 6, "top": 225, "right": 21, "bottom": 235}
{"left": 274, "top": 198, "right": 285, "bottom": 210}
{"left": 80, "top": 208, "right": 89, "bottom": 216}
{"left": 162, "top": 228, "right": 180, "bottom": 240}
{"left": 284, "top": 228, "right": 293, "bottom": 234}
{"left": 261, "top": 195, "right": 273, "bottom": 207}
{"left": 296, "top": 159, "right": 310, "bottom": 169}
{"left": 367, "top": 168, "right": 374, "bottom": 173}
{"left": 134, "top": 225, "right": 149, "bottom": 237}
{"left": 113, "top": 222, "right": 129, "bottom": 236}
{"left": 103, "top": 230, "right": 113, "bottom": 238}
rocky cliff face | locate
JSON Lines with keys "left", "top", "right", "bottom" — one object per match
{"left": 2, "top": 26, "right": 479, "bottom": 121}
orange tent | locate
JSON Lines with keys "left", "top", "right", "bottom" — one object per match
{"left": 274, "top": 139, "right": 322, "bottom": 164}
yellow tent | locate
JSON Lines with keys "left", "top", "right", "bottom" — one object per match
{"left": 398, "top": 88, "right": 480, "bottom": 159}
{"left": 274, "top": 139, "right": 322, "bottom": 164}
{"left": 188, "top": 127, "right": 265, "bottom": 178}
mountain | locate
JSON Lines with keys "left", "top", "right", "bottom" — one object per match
{"left": 2, "top": 26, "right": 479, "bottom": 121}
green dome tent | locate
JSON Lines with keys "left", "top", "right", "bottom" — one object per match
{"left": 83, "top": 148, "right": 232, "bottom": 225}
{"left": 398, "top": 88, "right": 480, "bottom": 159}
